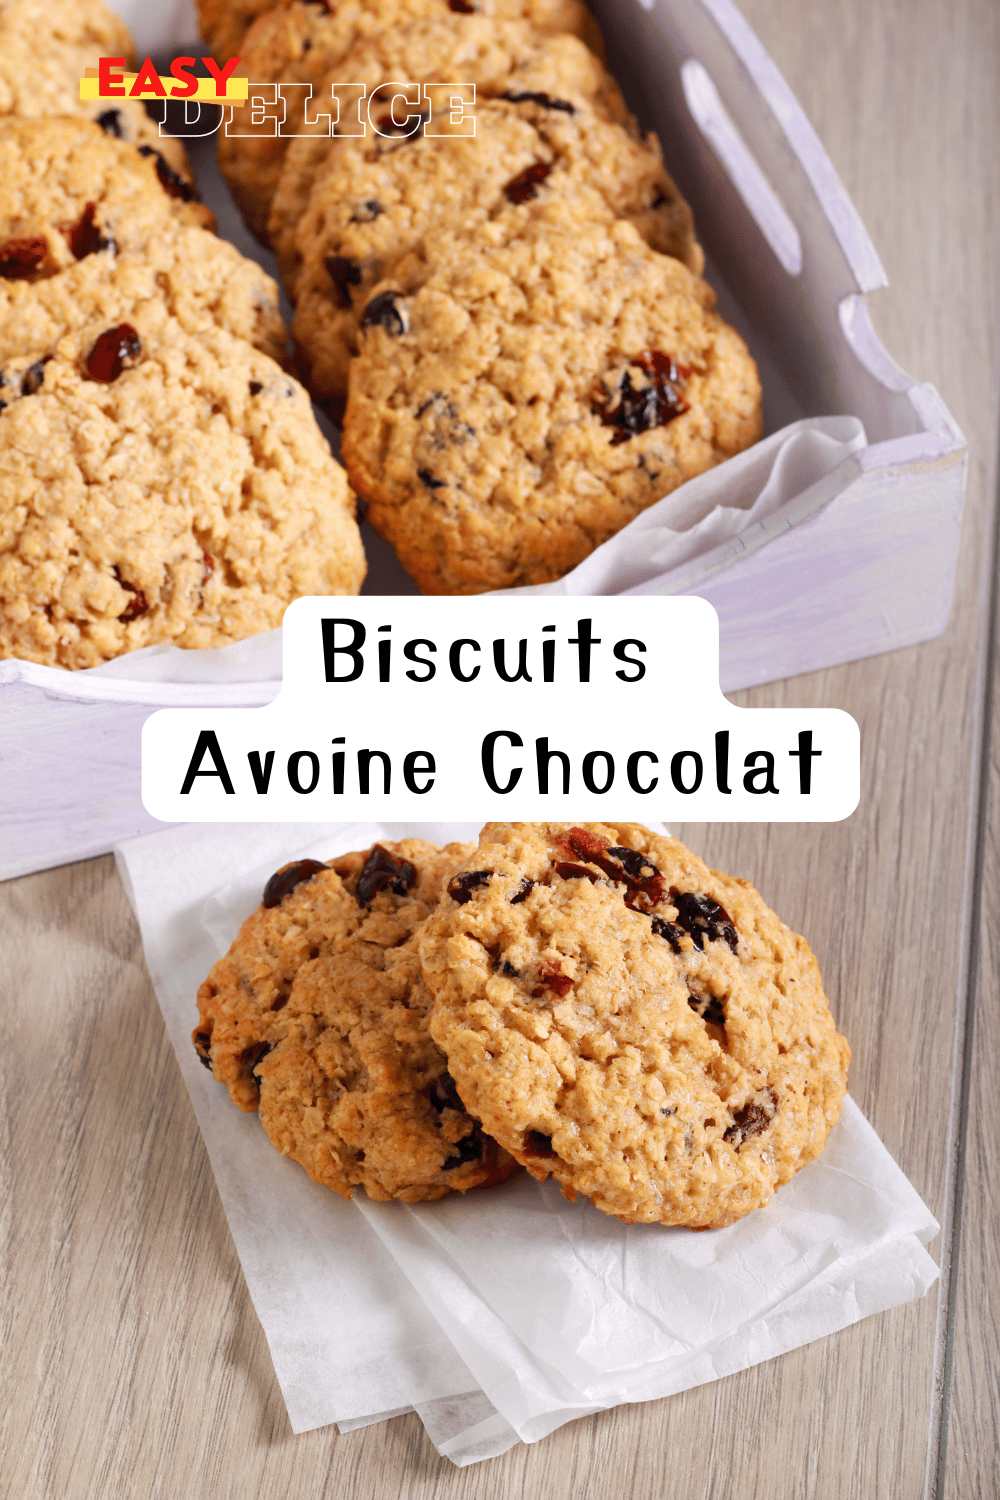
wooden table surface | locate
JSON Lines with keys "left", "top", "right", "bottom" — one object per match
{"left": 3, "top": 0, "right": 999, "bottom": 1494}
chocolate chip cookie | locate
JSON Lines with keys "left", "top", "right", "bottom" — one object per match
{"left": 420, "top": 822, "right": 850, "bottom": 1228}
{"left": 0, "top": 307, "right": 364, "bottom": 668}
{"left": 194, "top": 840, "right": 519, "bottom": 1203}
{"left": 284, "top": 89, "right": 700, "bottom": 415}
{"left": 268, "top": 25, "right": 627, "bottom": 281}
{"left": 341, "top": 212, "right": 762, "bottom": 593}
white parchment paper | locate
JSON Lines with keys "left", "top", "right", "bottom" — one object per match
{"left": 1, "top": 416, "right": 866, "bottom": 706}
{"left": 115, "top": 819, "right": 939, "bottom": 1465}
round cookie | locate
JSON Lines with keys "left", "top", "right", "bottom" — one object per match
{"left": 194, "top": 840, "right": 519, "bottom": 1203}
{"left": 0, "top": 118, "right": 210, "bottom": 270}
{"left": 268, "top": 26, "right": 627, "bottom": 278}
{"left": 341, "top": 213, "right": 762, "bottom": 594}
{"left": 0, "top": 120, "right": 285, "bottom": 362}
{"left": 0, "top": 308, "right": 365, "bottom": 668}
{"left": 221, "top": 7, "right": 609, "bottom": 242}
{"left": 420, "top": 822, "right": 851, "bottom": 1229}
{"left": 285, "top": 93, "right": 700, "bottom": 415}
{"left": 0, "top": 0, "right": 201, "bottom": 194}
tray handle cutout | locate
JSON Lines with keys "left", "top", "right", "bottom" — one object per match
{"left": 680, "top": 58, "right": 802, "bottom": 276}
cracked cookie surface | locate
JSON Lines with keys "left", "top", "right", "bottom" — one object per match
{"left": 0, "top": 119, "right": 211, "bottom": 270}
{"left": 420, "top": 821, "right": 850, "bottom": 1228}
{"left": 194, "top": 840, "right": 519, "bottom": 1202}
{"left": 341, "top": 213, "right": 761, "bottom": 594}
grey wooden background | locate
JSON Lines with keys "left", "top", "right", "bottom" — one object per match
{"left": 1, "top": 0, "right": 998, "bottom": 1493}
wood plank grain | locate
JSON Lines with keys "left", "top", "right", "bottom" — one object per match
{"left": 1, "top": 0, "right": 998, "bottom": 1495}
{"left": 940, "top": 458, "right": 1000, "bottom": 1497}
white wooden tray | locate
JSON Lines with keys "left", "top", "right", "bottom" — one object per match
{"left": 0, "top": 0, "right": 966, "bottom": 879}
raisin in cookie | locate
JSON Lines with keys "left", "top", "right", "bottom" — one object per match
{"left": 194, "top": 840, "right": 519, "bottom": 1203}
{"left": 341, "top": 213, "right": 761, "bottom": 594}
{"left": 0, "top": 118, "right": 211, "bottom": 276}
{"left": 285, "top": 93, "right": 700, "bottom": 415}
{"left": 420, "top": 822, "right": 850, "bottom": 1229}
{"left": 0, "top": 308, "right": 364, "bottom": 668}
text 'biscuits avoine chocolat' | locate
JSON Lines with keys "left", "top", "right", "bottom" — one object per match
{"left": 419, "top": 822, "right": 849, "bottom": 1228}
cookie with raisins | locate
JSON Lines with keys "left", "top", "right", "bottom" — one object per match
{"left": 194, "top": 839, "right": 519, "bottom": 1203}
{"left": 223, "top": 5, "right": 609, "bottom": 244}
{"left": 419, "top": 822, "right": 849, "bottom": 1228}
{"left": 0, "top": 118, "right": 213, "bottom": 279}
{"left": 0, "top": 306, "right": 364, "bottom": 668}
{"left": 282, "top": 88, "right": 700, "bottom": 417}
{"left": 0, "top": 121, "right": 286, "bottom": 365}
{"left": 341, "top": 213, "right": 761, "bottom": 594}
{"left": 0, "top": 0, "right": 201, "bottom": 210}
{"left": 198, "top": 0, "right": 602, "bottom": 72}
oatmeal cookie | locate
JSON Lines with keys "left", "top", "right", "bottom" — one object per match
{"left": 420, "top": 822, "right": 850, "bottom": 1229}
{"left": 0, "top": 308, "right": 364, "bottom": 668}
{"left": 0, "top": 0, "right": 200, "bottom": 193}
{"left": 221, "top": 7, "right": 610, "bottom": 242}
{"left": 0, "top": 223, "right": 287, "bottom": 366}
{"left": 0, "top": 120, "right": 284, "bottom": 361}
{"left": 341, "top": 213, "right": 761, "bottom": 594}
{"left": 285, "top": 92, "right": 700, "bottom": 414}
{"left": 0, "top": 120, "right": 284, "bottom": 360}
{"left": 198, "top": 0, "right": 602, "bottom": 68}
{"left": 268, "top": 26, "right": 626, "bottom": 277}
{"left": 0, "top": 116, "right": 209, "bottom": 264}
{"left": 194, "top": 840, "right": 519, "bottom": 1202}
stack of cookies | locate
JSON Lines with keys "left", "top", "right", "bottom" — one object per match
{"left": 194, "top": 823, "right": 850, "bottom": 1228}
{"left": 213, "top": 0, "right": 764, "bottom": 593}
{"left": 0, "top": 0, "right": 366, "bottom": 670}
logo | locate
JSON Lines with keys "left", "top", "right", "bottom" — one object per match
{"left": 81, "top": 56, "right": 248, "bottom": 106}
{"left": 83, "top": 60, "right": 476, "bottom": 139}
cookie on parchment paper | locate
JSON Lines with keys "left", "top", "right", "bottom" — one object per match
{"left": 194, "top": 841, "right": 520, "bottom": 1203}
{"left": 341, "top": 213, "right": 761, "bottom": 594}
{"left": 419, "top": 822, "right": 850, "bottom": 1228}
